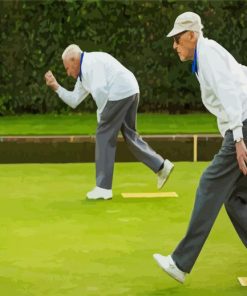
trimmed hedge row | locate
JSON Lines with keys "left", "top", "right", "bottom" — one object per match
{"left": 1, "top": 0, "right": 247, "bottom": 114}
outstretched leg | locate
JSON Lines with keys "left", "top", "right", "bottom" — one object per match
{"left": 172, "top": 131, "right": 242, "bottom": 273}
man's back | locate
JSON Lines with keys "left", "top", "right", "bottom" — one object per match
{"left": 82, "top": 52, "right": 139, "bottom": 101}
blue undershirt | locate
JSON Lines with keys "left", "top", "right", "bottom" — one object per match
{"left": 78, "top": 52, "right": 84, "bottom": 81}
{"left": 192, "top": 48, "right": 198, "bottom": 74}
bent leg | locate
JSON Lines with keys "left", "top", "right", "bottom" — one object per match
{"left": 121, "top": 94, "right": 164, "bottom": 173}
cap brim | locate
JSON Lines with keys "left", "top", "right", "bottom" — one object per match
{"left": 166, "top": 28, "right": 186, "bottom": 37}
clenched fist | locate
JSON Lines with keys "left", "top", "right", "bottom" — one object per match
{"left": 44, "top": 70, "right": 59, "bottom": 91}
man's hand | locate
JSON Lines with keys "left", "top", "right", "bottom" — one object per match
{"left": 236, "top": 140, "right": 247, "bottom": 175}
{"left": 44, "top": 70, "right": 59, "bottom": 91}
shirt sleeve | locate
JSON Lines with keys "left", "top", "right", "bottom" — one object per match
{"left": 200, "top": 47, "right": 243, "bottom": 140}
{"left": 56, "top": 78, "right": 89, "bottom": 109}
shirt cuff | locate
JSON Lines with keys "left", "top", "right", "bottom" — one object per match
{"left": 55, "top": 85, "right": 62, "bottom": 95}
{"left": 232, "top": 126, "right": 243, "bottom": 141}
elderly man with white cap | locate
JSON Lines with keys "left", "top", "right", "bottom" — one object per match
{"left": 153, "top": 12, "right": 247, "bottom": 283}
{"left": 44, "top": 45, "right": 174, "bottom": 200}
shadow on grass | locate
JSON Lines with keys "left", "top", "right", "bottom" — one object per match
{"left": 139, "top": 286, "right": 245, "bottom": 296}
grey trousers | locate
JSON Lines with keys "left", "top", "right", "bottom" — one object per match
{"left": 172, "top": 120, "right": 247, "bottom": 273}
{"left": 95, "top": 94, "right": 164, "bottom": 189}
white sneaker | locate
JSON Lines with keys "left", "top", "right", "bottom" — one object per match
{"left": 157, "top": 159, "right": 174, "bottom": 190}
{"left": 86, "top": 186, "right": 112, "bottom": 200}
{"left": 153, "top": 253, "right": 185, "bottom": 283}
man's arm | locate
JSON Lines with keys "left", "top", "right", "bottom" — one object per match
{"left": 201, "top": 47, "right": 243, "bottom": 140}
{"left": 44, "top": 70, "right": 89, "bottom": 109}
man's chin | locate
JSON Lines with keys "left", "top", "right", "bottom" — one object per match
{"left": 178, "top": 55, "right": 187, "bottom": 62}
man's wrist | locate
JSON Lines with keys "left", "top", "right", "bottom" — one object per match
{"left": 233, "top": 126, "right": 243, "bottom": 142}
{"left": 52, "top": 83, "right": 59, "bottom": 91}
{"left": 235, "top": 137, "right": 243, "bottom": 144}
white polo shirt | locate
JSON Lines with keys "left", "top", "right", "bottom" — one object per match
{"left": 196, "top": 35, "right": 247, "bottom": 140}
{"left": 56, "top": 52, "right": 139, "bottom": 117}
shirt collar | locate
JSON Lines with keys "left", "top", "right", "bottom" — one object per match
{"left": 78, "top": 52, "right": 84, "bottom": 81}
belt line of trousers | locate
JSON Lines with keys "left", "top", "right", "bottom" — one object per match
{"left": 95, "top": 93, "right": 164, "bottom": 189}
{"left": 172, "top": 122, "right": 247, "bottom": 273}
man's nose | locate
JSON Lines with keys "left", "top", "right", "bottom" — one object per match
{"left": 173, "top": 41, "right": 178, "bottom": 50}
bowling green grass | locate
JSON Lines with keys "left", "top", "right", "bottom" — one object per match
{"left": 0, "top": 162, "right": 246, "bottom": 296}
{"left": 0, "top": 113, "right": 219, "bottom": 136}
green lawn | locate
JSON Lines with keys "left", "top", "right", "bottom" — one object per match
{"left": 0, "top": 162, "right": 245, "bottom": 296}
{"left": 0, "top": 113, "right": 219, "bottom": 136}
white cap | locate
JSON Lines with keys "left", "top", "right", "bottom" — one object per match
{"left": 167, "top": 12, "right": 203, "bottom": 37}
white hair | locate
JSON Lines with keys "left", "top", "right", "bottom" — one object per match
{"left": 62, "top": 44, "right": 82, "bottom": 60}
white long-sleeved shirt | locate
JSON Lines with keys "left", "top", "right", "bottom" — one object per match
{"left": 56, "top": 52, "right": 139, "bottom": 119}
{"left": 196, "top": 35, "right": 247, "bottom": 140}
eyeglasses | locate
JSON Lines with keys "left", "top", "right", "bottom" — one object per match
{"left": 173, "top": 31, "right": 188, "bottom": 44}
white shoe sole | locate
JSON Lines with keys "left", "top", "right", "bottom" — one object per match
{"left": 87, "top": 196, "right": 112, "bottom": 200}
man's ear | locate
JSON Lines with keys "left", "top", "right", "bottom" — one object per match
{"left": 191, "top": 31, "right": 197, "bottom": 41}
{"left": 188, "top": 31, "right": 193, "bottom": 40}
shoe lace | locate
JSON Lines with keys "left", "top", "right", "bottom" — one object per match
{"left": 169, "top": 262, "right": 176, "bottom": 269}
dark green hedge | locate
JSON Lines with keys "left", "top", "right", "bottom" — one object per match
{"left": 1, "top": 0, "right": 247, "bottom": 114}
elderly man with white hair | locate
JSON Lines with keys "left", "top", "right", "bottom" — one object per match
{"left": 153, "top": 12, "right": 247, "bottom": 283}
{"left": 45, "top": 45, "right": 174, "bottom": 200}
